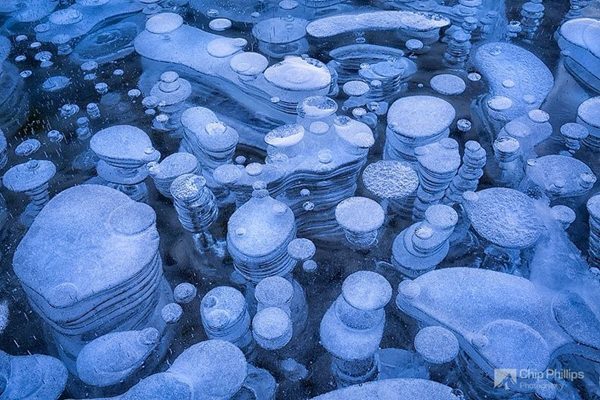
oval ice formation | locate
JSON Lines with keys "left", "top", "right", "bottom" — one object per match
{"left": 462, "top": 188, "right": 544, "bottom": 249}
{"left": 306, "top": 11, "right": 450, "bottom": 39}
{"left": 472, "top": 42, "right": 554, "bottom": 120}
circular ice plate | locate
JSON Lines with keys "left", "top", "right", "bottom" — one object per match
{"left": 230, "top": 52, "right": 268, "bottom": 76}
{"left": 91, "top": 125, "right": 158, "bottom": 162}
{"left": 387, "top": 96, "right": 455, "bottom": 138}
{"left": 577, "top": 96, "right": 600, "bottom": 128}
{"left": 335, "top": 197, "right": 385, "bottom": 233}
{"left": 264, "top": 57, "right": 331, "bottom": 91}
{"left": 145, "top": 13, "right": 183, "bottom": 34}
{"left": 3, "top": 160, "right": 56, "bottom": 192}
{"left": 362, "top": 160, "right": 418, "bottom": 200}
{"left": 414, "top": 326, "right": 459, "bottom": 364}
{"left": 430, "top": 74, "right": 466, "bottom": 96}
{"left": 342, "top": 271, "right": 392, "bottom": 311}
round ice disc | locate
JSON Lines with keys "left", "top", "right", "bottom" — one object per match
{"left": 430, "top": 74, "right": 466, "bottom": 96}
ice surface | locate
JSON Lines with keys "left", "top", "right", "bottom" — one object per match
{"left": 1, "top": 1, "right": 600, "bottom": 399}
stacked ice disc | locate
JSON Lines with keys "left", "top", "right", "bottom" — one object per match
{"left": 384, "top": 96, "right": 456, "bottom": 163}
{"left": 180, "top": 107, "right": 239, "bottom": 203}
{"left": 412, "top": 138, "right": 461, "bottom": 220}
{"left": 587, "top": 194, "right": 600, "bottom": 267}
{"left": 150, "top": 71, "right": 192, "bottom": 135}
{"left": 252, "top": 17, "right": 309, "bottom": 58}
{"left": 262, "top": 56, "right": 333, "bottom": 114}
{"left": 200, "top": 287, "right": 253, "bottom": 354}
{"left": 392, "top": 204, "right": 458, "bottom": 277}
{"left": 214, "top": 97, "right": 375, "bottom": 241}
{"left": 358, "top": 58, "right": 417, "bottom": 102}
{"left": 227, "top": 186, "right": 298, "bottom": 283}
{"left": 148, "top": 152, "right": 198, "bottom": 199}
{"left": 90, "top": 125, "right": 160, "bottom": 202}
{"left": 329, "top": 44, "right": 406, "bottom": 84}
{"left": 12, "top": 184, "right": 171, "bottom": 374}
{"left": 577, "top": 97, "right": 600, "bottom": 152}
{"left": 443, "top": 141, "right": 486, "bottom": 204}
{"left": 362, "top": 160, "right": 419, "bottom": 219}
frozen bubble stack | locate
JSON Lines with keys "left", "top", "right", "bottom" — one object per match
{"left": 180, "top": 106, "right": 239, "bottom": 203}
{"left": 497, "top": 109, "right": 552, "bottom": 159}
{"left": 200, "top": 286, "right": 253, "bottom": 355}
{"left": 215, "top": 96, "right": 374, "bottom": 241}
{"left": 362, "top": 160, "right": 419, "bottom": 219}
{"left": 358, "top": 58, "right": 416, "bottom": 102}
{"left": 252, "top": 16, "right": 309, "bottom": 58}
{"left": 12, "top": 185, "right": 172, "bottom": 376}
{"left": 320, "top": 271, "right": 392, "bottom": 387}
{"left": 578, "top": 97, "right": 600, "bottom": 152}
{"left": 587, "top": 194, "right": 600, "bottom": 267}
{"left": 520, "top": 1, "right": 545, "bottom": 41}
{"left": 170, "top": 173, "right": 219, "bottom": 253}
{"left": 412, "top": 138, "right": 461, "bottom": 221}
{"left": 560, "top": 122, "right": 589, "bottom": 156}
{"left": 392, "top": 204, "right": 458, "bottom": 277}
{"left": 491, "top": 136, "right": 525, "bottom": 188}
{"left": 150, "top": 71, "right": 191, "bottom": 136}
{"left": 443, "top": 140, "right": 486, "bottom": 205}
{"left": 384, "top": 95, "right": 456, "bottom": 163}
{"left": 443, "top": 29, "right": 471, "bottom": 68}
{"left": 147, "top": 152, "right": 199, "bottom": 199}
{"left": 90, "top": 125, "right": 160, "bottom": 202}
{"left": 328, "top": 44, "right": 407, "bottom": 84}
{"left": 227, "top": 183, "right": 298, "bottom": 283}
{"left": 335, "top": 197, "right": 385, "bottom": 250}
{"left": 2, "top": 160, "right": 56, "bottom": 227}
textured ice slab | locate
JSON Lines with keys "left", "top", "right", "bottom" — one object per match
{"left": 0, "top": 350, "right": 67, "bottom": 400}
{"left": 71, "top": 15, "right": 144, "bottom": 64}
{"left": 557, "top": 18, "right": 600, "bottom": 92}
{"left": 472, "top": 42, "right": 554, "bottom": 122}
{"left": 35, "top": 0, "right": 142, "bottom": 43}
{"left": 135, "top": 13, "right": 335, "bottom": 140}
{"left": 215, "top": 100, "right": 374, "bottom": 240}
{"left": 0, "top": 0, "right": 57, "bottom": 23}
{"left": 306, "top": 10, "right": 450, "bottom": 40}
{"left": 12, "top": 184, "right": 171, "bottom": 380}
{"left": 76, "top": 328, "right": 160, "bottom": 387}
{"left": 397, "top": 267, "right": 600, "bottom": 394}
{"left": 97, "top": 340, "right": 250, "bottom": 400}
{"left": 14, "top": 184, "right": 159, "bottom": 306}
{"left": 311, "top": 378, "right": 460, "bottom": 400}
{"left": 462, "top": 188, "right": 543, "bottom": 249}
{"left": 525, "top": 155, "right": 596, "bottom": 200}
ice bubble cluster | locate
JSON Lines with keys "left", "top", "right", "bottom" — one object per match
{"left": 0, "top": 1, "right": 599, "bottom": 399}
